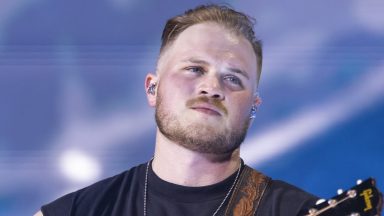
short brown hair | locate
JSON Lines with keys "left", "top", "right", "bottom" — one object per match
{"left": 160, "top": 4, "right": 263, "bottom": 82}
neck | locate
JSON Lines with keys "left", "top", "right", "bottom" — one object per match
{"left": 152, "top": 129, "right": 241, "bottom": 187}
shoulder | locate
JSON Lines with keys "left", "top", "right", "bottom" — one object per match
{"left": 41, "top": 163, "right": 145, "bottom": 216}
{"left": 257, "top": 179, "right": 319, "bottom": 216}
{"left": 268, "top": 180, "right": 317, "bottom": 199}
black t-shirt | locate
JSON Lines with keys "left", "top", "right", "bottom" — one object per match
{"left": 41, "top": 162, "right": 318, "bottom": 216}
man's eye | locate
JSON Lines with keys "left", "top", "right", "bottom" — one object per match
{"left": 223, "top": 75, "right": 242, "bottom": 86}
{"left": 186, "top": 66, "right": 204, "bottom": 74}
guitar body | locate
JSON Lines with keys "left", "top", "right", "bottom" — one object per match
{"left": 298, "top": 178, "right": 382, "bottom": 216}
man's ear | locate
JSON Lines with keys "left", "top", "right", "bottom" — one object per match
{"left": 145, "top": 73, "right": 158, "bottom": 107}
{"left": 253, "top": 92, "right": 262, "bottom": 107}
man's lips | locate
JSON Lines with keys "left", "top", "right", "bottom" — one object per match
{"left": 191, "top": 105, "right": 222, "bottom": 116}
{"left": 186, "top": 97, "right": 228, "bottom": 116}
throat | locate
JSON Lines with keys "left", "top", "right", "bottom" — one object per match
{"left": 152, "top": 137, "right": 241, "bottom": 186}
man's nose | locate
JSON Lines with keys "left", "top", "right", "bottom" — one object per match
{"left": 197, "top": 76, "right": 225, "bottom": 100}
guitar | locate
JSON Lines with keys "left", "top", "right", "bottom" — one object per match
{"left": 299, "top": 178, "right": 383, "bottom": 216}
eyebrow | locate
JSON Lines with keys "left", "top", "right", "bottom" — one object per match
{"left": 182, "top": 57, "right": 250, "bottom": 79}
{"left": 227, "top": 67, "right": 249, "bottom": 79}
{"left": 182, "top": 57, "right": 209, "bottom": 65}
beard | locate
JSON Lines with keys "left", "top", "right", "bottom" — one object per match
{"left": 155, "top": 92, "right": 251, "bottom": 155}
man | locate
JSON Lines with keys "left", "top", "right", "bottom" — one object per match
{"left": 35, "top": 4, "right": 318, "bottom": 216}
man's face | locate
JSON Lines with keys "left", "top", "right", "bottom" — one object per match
{"left": 153, "top": 22, "right": 259, "bottom": 155}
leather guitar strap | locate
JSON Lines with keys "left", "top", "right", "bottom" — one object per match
{"left": 224, "top": 165, "right": 271, "bottom": 216}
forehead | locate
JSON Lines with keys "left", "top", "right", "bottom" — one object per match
{"left": 158, "top": 22, "right": 258, "bottom": 80}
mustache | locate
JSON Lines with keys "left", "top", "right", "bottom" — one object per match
{"left": 186, "top": 97, "right": 228, "bottom": 115}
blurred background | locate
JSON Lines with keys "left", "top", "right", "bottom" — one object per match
{"left": 0, "top": 0, "right": 383, "bottom": 215}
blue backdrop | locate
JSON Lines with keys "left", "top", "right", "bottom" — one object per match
{"left": 0, "top": 0, "right": 383, "bottom": 215}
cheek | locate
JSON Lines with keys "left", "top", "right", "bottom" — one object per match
{"left": 164, "top": 73, "right": 195, "bottom": 95}
{"left": 228, "top": 96, "right": 253, "bottom": 121}
{"left": 158, "top": 73, "right": 194, "bottom": 106}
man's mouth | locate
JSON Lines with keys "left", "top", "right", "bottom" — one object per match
{"left": 191, "top": 105, "right": 222, "bottom": 116}
{"left": 186, "top": 97, "right": 228, "bottom": 116}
